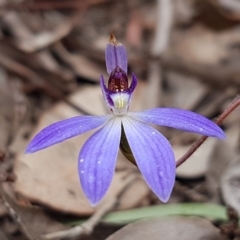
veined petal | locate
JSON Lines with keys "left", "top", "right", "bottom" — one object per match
{"left": 26, "top": 115, "right": 110, "bottom": 153}
{"left": 122, "top": 117, "right": 175, "bottom": 202}
{"left": 130, "top": 108, "right": 225, "bottom": 139}
{"left": 105, "top": 39, "right": 127, "bottom": 74}
{"left": 78, "top": 117, "right": 121, "bottom": 205}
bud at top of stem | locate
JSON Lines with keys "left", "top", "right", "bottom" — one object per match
{"left": 105, "top": 34, "right": 128, "bottom": 75}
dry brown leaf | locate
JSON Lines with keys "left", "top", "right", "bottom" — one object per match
{"left": 170, "top": 24, "right": 230, "bottom": 65}
{"left": 221, "top": 155, "right": 240, "bottom": 215}
{"left": 0, "top": 69, "right": 14, "bottom": 152}
{"left": 15, "top": 14, "right": 81, "bottom": 53}
{"left": 166, "top": 71, "right": 206, "bottom": 110}
{"left": 175, "top": 138, "right": 219, "bottom": 178}
{"left": 206, "top": 141, "right": 236, "bottom": 202}
{"left": 0, "top": 230, "right": 8, "bottom": 240}
{"left": 209, "top": 0, "right": 240, "bottom": 20}
{"left": 1, "top": 184, "right": 69, "bottom": 239}
{"left": 106, "top": 216, "right": 227, "bottom": 240}
{"left": 225, "top": 123, "right": 240, "bottom": 150}
{"left": 126, "top": 9, "right": 143, "bottom": 48}
{"left": 54, "top": 43, "right": 105, "bottom": 82}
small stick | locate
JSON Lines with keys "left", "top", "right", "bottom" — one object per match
{"left": 42, "top": 198, "right": 116, "bottom": 240}
{"left": 0, "top": 185, "right": 38, "bottom": 240}
{"left": 42, "top": 174, "right": 138, "bottom": 240}
{"left": 0, "top": 151, "right": 5, "bottom": 162}
{"left": 176, "top": 95, "right": 240, "bottom": 167}
{"left": 0, "top": 153, "right": 35, "bottom": 239}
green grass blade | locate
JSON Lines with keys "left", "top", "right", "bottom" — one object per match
{"left": 70, "top": 203, "right": 227, "bottom": 226}
{"left": 102, "top": 203, "right": 227, "bottom": 224}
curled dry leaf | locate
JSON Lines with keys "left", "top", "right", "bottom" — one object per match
{"left": 221, "top": 155, "right": 240, "bottom": 215}
{"left": 206, "top": 140, "right": 236, "bottom": 203}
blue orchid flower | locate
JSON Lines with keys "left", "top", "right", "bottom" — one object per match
{"left": 26, "top": 35, "right": 225, "bottom": 206}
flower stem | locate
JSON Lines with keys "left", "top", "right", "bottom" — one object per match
{"left": 176, "top": 95, "right": 240, "bottom": 168}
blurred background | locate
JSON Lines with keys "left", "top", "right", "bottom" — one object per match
{"left": 0, "top": 0, "right": 240, "bottom": 239}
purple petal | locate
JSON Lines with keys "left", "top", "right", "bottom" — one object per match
{"left": 100, "top": 75, "right": 114, "bottom": 108}
{"left": 79, "top": 118, "right": 121, "bottom": 205}
{"left": 130, "top": 108, "right": 225, "bottom": 139}
{"left": 123, "top": 73, "right": 138, "bottom": 96}
{"left": 26, "top": 115, "right": 110, "bottom": 153}
{"left": 105, "top": 42, "right": 127, "bottom": 74}
{"left": 122, "top": 117, "right": 175, "bottom": 202}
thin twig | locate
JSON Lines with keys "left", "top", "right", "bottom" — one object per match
{"left": 144, "top": 0, "right": 173, "bottom": 109}
{"left": 151, "top": 0, "right": 173, "bottom": 56}
{"left": 0, "top": 52, "right": 90, "bottom": 115}
{"left": 42, "top": 197, "right": 115, "bottom": 239}
{"left": 42, "top": 174, "right": 138, "bottom": 240}
{"left": 26, "top": 0, "right": 108, "bottom": 10}
{"left": 0, "top": 151, "right": 5, "bottom": 162}
{"left": 0, "top": 185, "right": 37, "bottom": 240}
{"left": 160, "top": 53, "right": 240, "bottom": 88}
{"left": 176, "top": 95, "right": 240, "bottom": 167}
{"left": 0, "top": 153, "right": 35, "bottom": 239}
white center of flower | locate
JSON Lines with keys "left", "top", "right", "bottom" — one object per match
{"left": 111, "top": 93, "right": 130, "bottom": 115}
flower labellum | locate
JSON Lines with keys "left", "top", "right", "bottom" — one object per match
{"left": 26, "top": 34, "right": 226, "bottom": 206}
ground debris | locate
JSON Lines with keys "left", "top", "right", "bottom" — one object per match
{"left": 0, "top": 0, "right": 239, "bottom": 239}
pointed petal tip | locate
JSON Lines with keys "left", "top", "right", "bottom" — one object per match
{"left": 208, "top": 124, "right": 226, "bottom": 139}
{"left": 158, "top": 192, "right": 171, "bottom": 203}
{"left": 25, "top": 145, "right": 44, "bottom": 154}
{"left": 89, "top": 199, "right": 100, "bottom": 207}
{"left": 88, "top": 198, "right": 102, "bottom": 208}
{"left": 217, "top": 130, "right": 226, "bottom": 139}
{"left": 25, "top": 143, "right": 37, "bottom": 154}
{"left": 218, "top": 126, "right": 226, "bottom": 138}
{"left": 25, "top": 148, "right": 32, "bottom": 154}
{"left": 24, "top": 137, "right": 49, "bottom": 154}
{"left": 154, "top": 180, "right": 173, "bottom": 203}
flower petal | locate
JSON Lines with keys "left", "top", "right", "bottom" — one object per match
{"left": 100, "top": 75, "right": 114, "bottom": 109}
{"left": 78, "top": 117, "right": 121, "bottom": 205}
{"left": 126, "top": 73, "right": 138, "bottom": 95}
{"left": 105, "top": 41, "right": 127, "bottom": 74}
{"left": 130, "top": 108, "right": 225, "bottom": 139}
{"left": 122, "top": 117, "right": 175, "bottom": 202}
{"left": 26, "top": 115, "right": 110, "bottom": 153}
